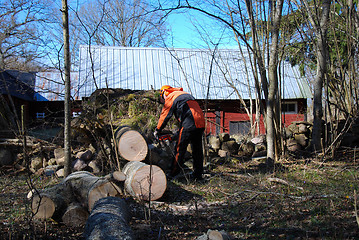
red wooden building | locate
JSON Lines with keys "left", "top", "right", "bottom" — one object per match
{"left": 198, "top": 99, "right": 308, "bottom": 136}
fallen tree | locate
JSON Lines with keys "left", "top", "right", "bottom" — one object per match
{"left": 83, "top": 196, "right": 134, "bottom": 240}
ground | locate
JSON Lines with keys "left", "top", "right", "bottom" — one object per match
{"left": 1, "top": 149, "right": 359, "bottom": 240}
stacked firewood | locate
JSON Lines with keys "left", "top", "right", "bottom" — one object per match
{"left": 284, "top": 121, "right": 313, "bottom": 152}
{"left": 207, "top": 133, "right": 267, "bottom": 159}
{"left": 28, "top": 127, "right": 168, "bottom": 231}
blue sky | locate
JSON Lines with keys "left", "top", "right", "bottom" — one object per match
{"left": 166, "top": 10, "right": 238, "bottom": 49}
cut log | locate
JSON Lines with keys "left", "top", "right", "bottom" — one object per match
{"left": 196, "top": 229, "right": 232, "bottom": 240}
{"left": 31, "top": 183, "right": 73, "bottom": 221}
{"left": 62, "top": 203, "right": 89, "bottom": 227}
{"left": 30, "top": 171, "right": 122, "bottom": 221}
{"left": 122, "top": 161, "right": 167, "bottom": 201}
{"left": 115, "top": 126, "right": 148, "bottom": 161}
{"left": 64, "top": 171, "right": 122, "bottom": 211}
{"left": 112, "top": 170, "right": 126, "bottom": 182}
{"left": 83, "top": 196, "right": 134, "bottom": 240}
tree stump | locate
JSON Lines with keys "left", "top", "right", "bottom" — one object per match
{"left": 115, "top": 126, "right": 148, "bottom": 161}
{"left": 122, "top": 161, "right": 167, "bottom": 201}
{"left": 83, "top": 196, "right": 134, "bottom": 240}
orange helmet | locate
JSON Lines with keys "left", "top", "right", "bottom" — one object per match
{"left": 160, "top": 85, "right": 172, "bottom": 97}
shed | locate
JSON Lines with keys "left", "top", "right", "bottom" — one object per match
{"left": 78, "top": 45, "right": 312, "bottom": 135}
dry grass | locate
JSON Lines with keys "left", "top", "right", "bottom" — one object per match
{"left": 1, "top": 148, "right": 359, "bottom": 239}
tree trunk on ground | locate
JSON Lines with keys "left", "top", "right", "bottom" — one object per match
{"left": 115, "top": 126, "right": 148, "bottom": 161}
{"left": 64, "top": 171, "right": 122, "bottom": 211}
{"left": 83, "top": 196, "right": 134, "bottom": 240}
{"left": 30, "top": 171, "right": 122, "bottom": 221}
{"left": 62, "top": 203, "right": 89, "bottom": 227}
{"left": 31, "top": 181, "right": 74, "bottom": 221}
{"left": 122, "top": 161, "right": 167, "bottom": 201}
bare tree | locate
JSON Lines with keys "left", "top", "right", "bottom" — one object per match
{"left": 76, "top": 0, "right": 168, "bottom": 47}
{"left": 0, "top": 0, "right": 48, "bottom": 71}
{"left": 299, "top": 0, "right": 331, "bottom": 152}
{"left": 61, "top": 0, "right": 72, "bottom": 177}
{"left": 156, "top": 0, "right": 286, "bottom": 168}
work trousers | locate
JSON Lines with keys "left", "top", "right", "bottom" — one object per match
{"left": 171, "top": 128, "right": 205, "bottom": 178}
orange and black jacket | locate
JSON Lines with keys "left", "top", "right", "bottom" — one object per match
{"left": 157, "top": 90, "right": 205, "bottom": 131}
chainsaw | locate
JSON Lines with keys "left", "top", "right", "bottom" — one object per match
{"left": 158, "top": 134, "right": 172, "bottom": 142}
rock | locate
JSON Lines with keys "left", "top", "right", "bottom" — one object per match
{"left": 44, "top": 165, "right": 60, "bottom": 176}
{"left": 231, "top": 134, "right": 246, "bottom": 144}
{"left": 56, "top": 156, "right": 65, "bottom": 166}
{"left": 283, "top": 127, "right": 293, "bottom": 139}
{"left": 298, "top": 123, "right": 309, "bottom": 134}
{"left": 254, "top": 143, "right": 266, "bottom": 152}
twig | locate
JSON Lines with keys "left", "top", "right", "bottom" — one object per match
{"left": 267, "top": 177, "right": 304, "bottom": 191}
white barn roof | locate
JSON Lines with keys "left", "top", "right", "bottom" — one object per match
{"left": 78, "top": 45, "right": 312, "bottom": 100}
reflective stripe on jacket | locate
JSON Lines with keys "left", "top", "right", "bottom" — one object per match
{"left": 157, "top": 91, "right": 205, "bottom": 131}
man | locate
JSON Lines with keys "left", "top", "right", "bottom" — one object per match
{"left": 154, "top": 85, "right": 205, "bottom": 180}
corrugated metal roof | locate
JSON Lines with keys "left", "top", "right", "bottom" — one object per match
{"left": 35, "top": 71, "right": 79, "bottom": 101}
{"left": 0, "top": 70, "right": 37, "bottom": 101}
{"left": 78, "top": 45, "right": 312, "bottom": 100}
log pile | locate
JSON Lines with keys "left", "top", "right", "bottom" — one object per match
{"left": 30, "top": 162, "right": 167, "bottom": 226}
{"left": 206, "top": 121, "right": 315, "bottom": 160}
{"left": 207, "top": 133, "right": 267, "bottom": 159}
{"left": 29, "top": 171, "right": 122, "bottom": 226}
{"left": 28, "top": 125, "right": 153, "bottom": 177}
{"left": 284, "top": 121, "right": 312, "bottom": 152}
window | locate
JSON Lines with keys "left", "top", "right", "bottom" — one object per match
{"left": 229, "top": 121, "right": 250, "bottom": 135}
{"left": 73, "top": 111, "right": 81, "bottom": 117}
{"left": 36, "top": 112, "right": 45, "bottom": 119}
{"left": 282, "top": 102, "right": 298, "bottom": 114}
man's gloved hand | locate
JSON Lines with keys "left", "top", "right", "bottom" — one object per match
{"left": 153, "top": 129, "right": 160, "bottom": 140}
